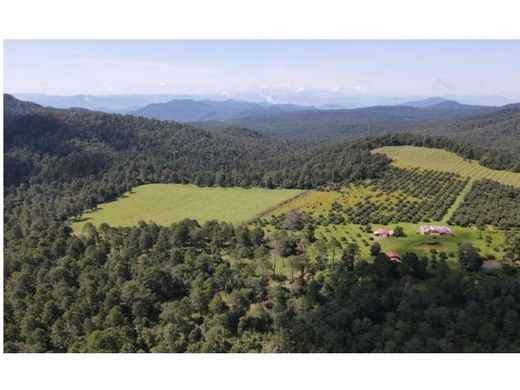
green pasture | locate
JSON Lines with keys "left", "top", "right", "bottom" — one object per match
{"left": 262, "top": 217, "right": 506, "bottom": 263}
{"left": 313, "top": 222, "right": 505, "bottom": 261}
{"left": 72, "top": 184, "right": 303, "bottom": 233}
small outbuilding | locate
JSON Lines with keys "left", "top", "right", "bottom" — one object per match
{"left": 385, "top": 251, "right": 401, "bottom": 263}
{"left": 419, "top": 225, "right": 453, "bottom": 236}
{"left": 374, "top": 228, "right": 394, "bottom": 238}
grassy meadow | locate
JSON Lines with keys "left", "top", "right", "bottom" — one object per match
{"left": 373, "top": 145, "right": 520, "bottom": 187}
{"left": 72, "top": 184, "right": 303, "bottom": 233}
{"left": 261, "top": 215, "right": 506, "bottom": 262}
{"left": 315, "top": 223, "right": 505, "bottom": 260}
{"left": 261, "top": 157, "right": 510, "bottom": 262}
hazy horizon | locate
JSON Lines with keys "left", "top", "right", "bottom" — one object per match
{"left": 5, "top": 40, "right": 520, "bottom": 103}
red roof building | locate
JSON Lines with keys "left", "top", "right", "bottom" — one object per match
{"left": 385, "top": 251, "right": 401, "bottom": 263}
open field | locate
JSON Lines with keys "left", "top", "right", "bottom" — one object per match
{"left": 314, "top": 222, "right": 506, "bottom": 260}
{"left": 261, "top": 163, "right": 510, "bottom": 262}
{"left": 72, "top": 184, "right": 303, "bottom": 233}
{"left": 261, "top": 220, "right": 507, "bottom": 262}
{"left": 373, "top": 146, "right": 520, "bottom": 187}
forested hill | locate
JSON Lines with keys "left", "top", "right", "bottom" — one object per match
{"left": 4, "top": 95, "right": 390, "bottom": 191}
{"left": 5, "top": 94, "right": 519, "bottom": 193}
{"left": 5, "top": 93, "right": 48, "bottom": 116}
{"left": 414, "top": 105, "right": 520, "bottom": 171}
{"left": 129, "top": 98, "right": 314, "bottom": 122}
{"left": 196, "top": 101, "right": 500, "bottom": 140}
{"left": 4, "top": 94, "right": 390, "bottom": 264}
{"left": 4, "top": 93, "right": 91, "bottom": 117}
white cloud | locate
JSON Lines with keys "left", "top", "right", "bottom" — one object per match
{"left": 94, "top": 83, "right": 114, "bottom": 92}
{"left": 330, "top": 84, "right": 341, "bottom": 92}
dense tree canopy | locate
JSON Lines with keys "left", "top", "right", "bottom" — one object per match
{"left": 4, "top": 220, "right": 520, "bottom": 352}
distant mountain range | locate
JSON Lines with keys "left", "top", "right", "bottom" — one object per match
{"left": 10, "top": 93, "right": 180, "bottom": 113}
{"left": 196, "top": 100, "right": 504, "bottom": 140}
{"left": 11, "top": 92, "right": 516, "bottom": 112}
{"left": 7, "top": 93, "right": 518, "bottom": 143}
{"left": 129, "top": 99, "right": 315, "bottom": 122}
{"left": 5, "top": 93, "right": 520, "bottom": 172}
{"left": 399, "top": 97, "right": 453, "bottom": 107}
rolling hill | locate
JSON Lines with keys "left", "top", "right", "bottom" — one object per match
{"left": 399, "top": 97, "right": 452, "bottom": 107}
{"left": 207, "top": 102, "right": 500, "bottom": 140}
{"left": 413, "top": 105, "right": 520, "bottom": 171}
{"left": 3, "top": 95, "right": 386, "bottom": 190}
{"left": 415, "top": 105, "right": 520, "bottom": 147}
{"left": 4, "top": 93, "right": 50, "bottom": 117}
{"left": 129, "top": 98, "right": 315, "bottom": 122}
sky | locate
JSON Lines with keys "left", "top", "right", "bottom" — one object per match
{"left": 4, "top": 40, "right": 520, "bottom": 100}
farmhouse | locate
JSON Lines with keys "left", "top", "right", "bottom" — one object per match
{"left": 385, "top": 251, "right": 401, "bottom": 263}
{"left": 373, "top": 227, "right": 394, "bottom": 237}
{"left": 419, "top": 225, "right": 453, "bottom": 236}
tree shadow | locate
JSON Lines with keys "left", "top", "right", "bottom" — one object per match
{"left": 74, "top": 216, "right": 93, "bottom": 223}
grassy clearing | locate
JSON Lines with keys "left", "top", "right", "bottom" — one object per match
{"left": 373, "top": 146, "right": 520, "bottom": 187}
{"left": 261, "top": 220, "right": 506, "bottom": 266}
{"left": 319, "top": 222, "right": 505, "bottom": 259}
{"left": 263, "top": 177, "right": 506, "bottom": 262}
{"left": 72, "top": 184, "right": 303, "bottom": 233}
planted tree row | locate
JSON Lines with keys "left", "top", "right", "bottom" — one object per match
{"left": 334, "top": 168, "right": 467, "bottom": 225}
{"left": 450, "top": 179, "right": 520, "bottom": 229}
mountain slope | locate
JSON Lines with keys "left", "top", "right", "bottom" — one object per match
{"left": 413, "top": 105, "right": 520, "bottom": 170}
{"left": 4, "top": 95, "right": 387, "bottom": 190}
{"left": 213, "top": 103, "right": 500, "bottom": 140}
{"left": 4, "top": 93, "right": 47, "bottom": 116}
{"left": 399, "top": 97, "right": 452, "bottom": 107}
{"left": 129, "top": 99, "right": 314, "bottom": 122}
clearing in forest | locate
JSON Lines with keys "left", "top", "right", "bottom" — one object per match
{"left": 72, "top": 184, "right": 304, "bottom": 233}
{"left": 373, "top": 145, "right": 520, "bottom": 187}
{"left": 260, "top": 165, "right": 509, "bottom": 261}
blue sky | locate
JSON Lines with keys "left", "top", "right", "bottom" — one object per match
{"left": 4, "top": 40, "right": 520, "bottom": 99}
